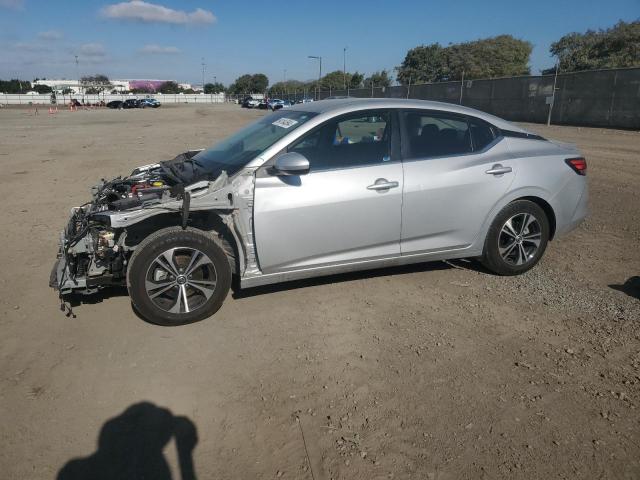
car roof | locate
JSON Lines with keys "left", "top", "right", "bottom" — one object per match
{"left": 288, "top": 98, "right": 527, "bottom": 133}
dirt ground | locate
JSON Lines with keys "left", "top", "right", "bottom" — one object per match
{"left": 0, "top": 103, "right": 639, "bottom": 480}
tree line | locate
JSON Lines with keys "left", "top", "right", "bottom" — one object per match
{"left": 0, "top": 78, "right": 52, "bottom": 94}
{"left": 1, "top": 20, "right": 637, "bottom": 94}
{"left": 396, "top": 20, "right": 638, "bottom": 84}
{"left": 249, "top": 19, "right": 639, "bottom": 93}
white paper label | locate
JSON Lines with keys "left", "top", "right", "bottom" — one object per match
{"left": 272, "top": 118, "right": 298, "bottom": 129}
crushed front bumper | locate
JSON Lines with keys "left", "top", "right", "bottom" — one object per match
{"left": 49, "top": 258, "right": 61, "bottom": 289}
{"left": 49, "top": 249, "right": 87, "bottom": 294}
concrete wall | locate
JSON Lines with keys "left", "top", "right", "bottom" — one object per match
{"left": 0, "top": 93, "right": 229, "bottom": 105}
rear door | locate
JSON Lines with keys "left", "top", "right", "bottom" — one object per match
{"left": 253, "top": 109, "right": 403, "bottom": 273}
{"left": 400, "top": 110, "right": 515, "bottom": 254}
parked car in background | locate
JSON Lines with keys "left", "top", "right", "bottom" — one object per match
{"left": 141, "top": 98, "right": 161, "bottom": 108}
{"left": 241, "top": 97, "right": 259, "bottom": 108}
{"left": 296, "top": 98, "right": 314, "bottom": 104}
{"left": 106, "top": 100, "right": 123, "bottom": 109}
{"left": 271, "top": 100, "right": 292, "bottom": 111}
{"left": 257, "top": 99, "right": 268, "bottom": 109}
{"left": 268, "top": 98, "right": 286, "bottom": 110}
{"left": 51, "top": 98, "right": 588, "bottom": 325}
{"left": 123, "top": 99, "right": 141, "bottom": 109}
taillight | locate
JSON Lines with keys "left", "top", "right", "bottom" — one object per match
{"left": 565, "top": 157, "right": 587, "bottom": 176}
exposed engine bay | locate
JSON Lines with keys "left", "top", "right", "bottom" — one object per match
{"left": 50, "top": 150, "right": 257, "bottom": 305}
{"left": 89, "top": 149, "right": 210, "bottom": 212}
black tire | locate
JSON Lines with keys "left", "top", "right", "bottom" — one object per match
{"left": 127, "top": 227, "right": 231, "bottom": 325}
{"left": 481, "top": 200, "right": 550, "bottom": 276}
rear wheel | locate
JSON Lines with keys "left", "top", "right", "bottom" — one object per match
{"left": 481, "top": 200, "right": 549, "bottom": 275}
{"left": 127, "top": 227, "right": 231, "bottom": 325}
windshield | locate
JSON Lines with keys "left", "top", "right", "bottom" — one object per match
{"left": 193, "top": 110, "right": 316, "bottom": 177}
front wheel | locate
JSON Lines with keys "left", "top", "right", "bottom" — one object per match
{"left": 127, "top": 227, "right": 231, "bottom": 325}
{"left": 481, "top": 200, "right": 550, "bottom": 276}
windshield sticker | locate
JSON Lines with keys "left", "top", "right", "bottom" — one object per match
{"left": 272, "top": 118, "right": 298, "bottom": 129}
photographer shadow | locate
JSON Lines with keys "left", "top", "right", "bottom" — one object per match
{"left": 610, "top": 276, "right": 640, "bottom": 300}
{"left": 57, "top": 402, "right": 197, "bottom": 480}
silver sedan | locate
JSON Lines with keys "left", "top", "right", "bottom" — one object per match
{"left": 52, "top": 99, "right": 588, "bottom": 325}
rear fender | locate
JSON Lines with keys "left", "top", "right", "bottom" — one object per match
{"left": 470, "top": 186, "right": 556, "bottom": 253}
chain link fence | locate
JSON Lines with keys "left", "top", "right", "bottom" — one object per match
{"left": 0, "top": 92, "right": 231, "bottom": 106}
{"left": 3, "top": 68, "right": 637, "bottom": 128}
{"left": 277, "top": 67, "right": 639, "bottom": 129}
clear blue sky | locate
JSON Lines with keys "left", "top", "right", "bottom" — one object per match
{"left": 0, "top": 0, "right": 638, "bottom": 85}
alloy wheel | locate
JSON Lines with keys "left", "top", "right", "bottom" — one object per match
{"left": 144, "top": 247, "right": 218, "bottom": 314}
{"left": 498, "top": 213, "right": 542, "bottom": 266}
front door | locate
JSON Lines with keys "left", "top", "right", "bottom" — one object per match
{"left": 254, "top": 110, "right": 403, "bottom": 273}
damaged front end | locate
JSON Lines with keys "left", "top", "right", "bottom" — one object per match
{"left": 50, "top": 150, "right": 243, "bottom": 297}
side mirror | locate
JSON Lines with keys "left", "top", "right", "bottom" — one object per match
{"left": 273, "top": 152, "right": 310, "bottom": 176}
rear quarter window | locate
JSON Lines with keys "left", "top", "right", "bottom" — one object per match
{"left": 469, "top": 119, "right": 497, "bottom": 151}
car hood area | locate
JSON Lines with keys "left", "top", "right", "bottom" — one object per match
{"left": 88, "top": 151, "right": 224, "bottom": 213}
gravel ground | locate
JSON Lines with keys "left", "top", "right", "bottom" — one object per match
{"left": 0, "top": 104, "right": 638, "bottom": 480}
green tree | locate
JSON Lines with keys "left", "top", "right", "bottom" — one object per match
{"left": 364, "top": 70, "right": 393, "bottom": 87}
{"left": 320, "top": 70, "right": 347, "bottom": 89}
{"left": 32, "top": 84, "right": 53, "bottom": 94}
{"left": 317, "top": 71, "right": 365, "bottom": 90}
{"left": 349, "top": 72, "right": 364, "bottom": 88}
{"left": 250, "top": 74, "right": 269, "bottom": 93}
{"left": 228, "top": 73, "right": 269, "bottom": 94}
{"left": 80, "top": 74, "right": 111, "bottom": 93}
{"left": 0, "top": 79, "right": 30, "bottom": 93}
{"left": 228, "top": 74, "right": 252, "bottom": 94}
{"left": 158, "top": 81, "right": 182, "bottom": 94}
{"left": 548, "top": 20, "right": 640, "bottom": 72}
{"left": 268, "top": 80, "right": 307, "bottom": 96}
{"left": 396, "top": 44, "right": 446, "bottom": 84}
{"left": 397, "top": 35, "right": 532, "bottom": 84}
{"left": 204, "top": 82, "right": 226, "bottom": 94}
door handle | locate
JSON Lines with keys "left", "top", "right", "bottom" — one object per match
{"left": 367, "top": 179, "right": 399, "bottom": 191}
{"left": 485, "top": 164, "right": 512, "bottom": 175}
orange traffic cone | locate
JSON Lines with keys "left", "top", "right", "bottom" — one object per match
{"left": 49, "top": 107, "right": 54, "bottom": 114}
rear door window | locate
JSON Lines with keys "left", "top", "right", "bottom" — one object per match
{"left": 401, "top": 111, "right": 477, "bottom": 159}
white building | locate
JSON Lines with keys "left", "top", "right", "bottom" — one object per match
{"left": 33, "top": 79, "right": 131, "bottom": 94}
{"left": 32, "top": 78, "right": 198, "bottom": 94}
{"left": 110, "top": 80, "right": 129, "bottom": 92}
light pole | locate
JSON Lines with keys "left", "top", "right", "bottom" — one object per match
{"left": 343, "top": 47, "right": 348, "bottom": 90}
{"left": 547, "top": 60, "right": 559, "bottom": 126}
{"left": 75, "top": 55, "right": 80, "bottom": 95}
{"left": 308, "top": 55, "right": 322, "bottom": 100}
{"left": 283, "top": 69, "right": 287, "bottom": 98}
{"left": 201, "top": 57, "right": 206, "bottom": 92}
{"left": 213, "top": 75, "right": 218, "bottom": 95}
